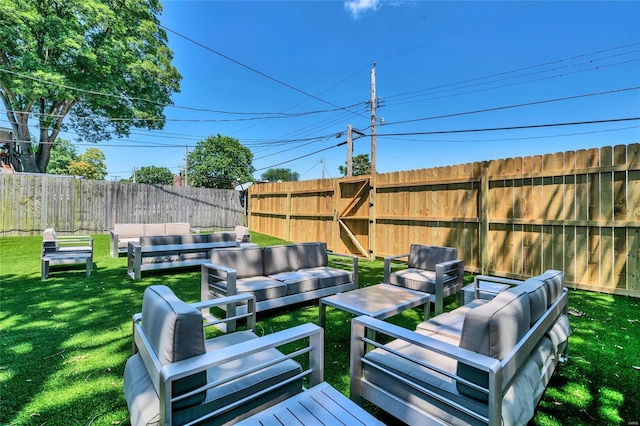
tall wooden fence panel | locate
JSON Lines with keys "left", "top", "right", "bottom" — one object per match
{"left": 0, "top": 174, "right": 244, "bottom": 235}
{"left": 248, "top": 144, "right": 640, "bottom": 297}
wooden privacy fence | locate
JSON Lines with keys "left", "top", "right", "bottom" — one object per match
{"left": 0, "top": 174, "right": 245, "bottom": 235}
{"left": 249, "top": 144, "right": 640, "bottom": 297}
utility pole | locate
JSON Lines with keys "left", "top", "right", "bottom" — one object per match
{"left": 321, "top": 158, "right": 326, "bottom": 179}
{"left": 184, "top": 145, "right": 188, "bottom": 187}
{"left": 370, "top": 63, "right": 377, "bottom": 175}
{"left": 347, "top": 125, "right": 353, "bottom": 177}
{"left": 132, "top": 167, "right": 136, "bottom": 183}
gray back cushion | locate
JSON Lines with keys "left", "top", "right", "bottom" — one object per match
{"left": 519, "top": 278, "right": 549, "bottom": 326}
{"left": 114, "top": 223, "right": 144, "bottom": 238}
{"left": 141, "top": 285, "right": 205, "bottom": 409}
{"left": 211, "top": 246, "right": 264, "bottom": 278}
{"left": 166, "top": 222, "right": 191, "bottom": 235}
{"left": 295, "top": 242, "right": 328, "bottom": 270}
{"left": 211, "top": 231, "right": 236, "bottom": 243}
{"left": 143, "top": 223, "right": 167, "bottom": 236}
{"left": 456, "top": 287, "right": 531, "bottom": 401}
{"left": 263, "top": 245, "right": 299, "bottom": 275}
{"left": 178, "top": 233, "right": 210, "bottom": 244}
{"left": 536, "top": 270, "right": 564, "bottom": 306}
{"left": 408, "top": 244, "right": 457, "bottom": 271}
{"left": 140, "top": 235, "right": 181, "bottom": 246}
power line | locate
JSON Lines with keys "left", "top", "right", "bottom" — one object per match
{"left": 373, "top": 117, "right": 640, "bottom": 137}
{"left": 381, "top": 87, "right": 640, "bottom": 127}
{"left": 159, "top": 24, "right": 367, "bottom": 120}
{"left": 383, "top": 42, "right": 640, "bottom": 102}
{"left": 254, "top": 117, "right": 639, "bottom": 171}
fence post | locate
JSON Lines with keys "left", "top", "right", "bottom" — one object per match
{"left": 480, "top": 161, "right": 490, "bottom": 275}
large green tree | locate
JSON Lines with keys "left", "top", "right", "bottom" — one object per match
{"left": 339, "top": 153, "right": 371, "bottom": 176}
{"left": 188, "top": 134, "right": 254, "bottom": 189}
{"left": 0, "top": 0, "right": 181, "bottom": 173}
{"left": 67, "top": 147, "right": 106, "bottom": 180}
{"left": 133, "top": 165, "right": 173, "bottom": 185}
{"left": 261, "top": 167, "right": 299, "bottom": 182}
{"left": 46, "top": 138, "right": 77, "bottom": 174}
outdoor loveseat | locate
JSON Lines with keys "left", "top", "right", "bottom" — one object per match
{"left": 201, "top": 242, "right": 358, "bottom": 315}
{"left": 127, "top": 232, "right": 237, "bottom": 280}
{"left": 351, "top": 270, "right": 571, "bottom": 426}
{"left": 110, "top": 222, "right": 195, "bottom": 258}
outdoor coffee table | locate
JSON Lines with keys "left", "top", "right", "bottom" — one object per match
{"left": 319, "top": 283, "right": 430, "bottom": 328}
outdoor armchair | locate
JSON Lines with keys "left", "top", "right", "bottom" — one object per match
{"left": 123, "top": 285, "right": 323, "bottom": 426}
{"left": 384, "top": 244, "right": 464, "bottom": 316}
{"left": 41, "top": 228, "right": 93, "bottom": 279}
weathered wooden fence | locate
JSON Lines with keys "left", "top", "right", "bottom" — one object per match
{"left": 249, "top": 144, "right": 640, "bottom": 297}
{"left": 0, "top": 174, "right": 245, "bottom": 235}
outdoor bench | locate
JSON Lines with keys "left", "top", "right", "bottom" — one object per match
{"left": 127, "top": 232, "right": 237, "bottom": 280}
{"left": 351, "top": 270, "right": 571, "bottom": 426}
{"left": 110, "top": 222, "right": 197, "bottom": 258}
{"left": 201, "top": 242, "right": 358, "bottom": 316}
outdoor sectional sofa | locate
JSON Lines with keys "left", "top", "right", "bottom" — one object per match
{"left": 127, "top": 232, "right": 238, "bottom": 280}
{"left": 201, "top": 242, "right": 359, "bottom": 315}
{"left": 110, "top": 222, "right": 196, "bottom": 258}
{"left": 350, "top": 269, "right": 571, "bottom": 426}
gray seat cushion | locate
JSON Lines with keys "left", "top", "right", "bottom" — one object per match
{"left": 269, "top": 271, "right": 318, "bottom": 295}
{"left": 298, "top": 266, "right": 352, "bottom": 288}
{"left": 214, "top": 276, "right": 288, "bottom": 302}
{"left": 416, "top": 299, "right": 490, "bottom": 339}
{"left": 389, "top": 268, "right": 456, "bottom": 293}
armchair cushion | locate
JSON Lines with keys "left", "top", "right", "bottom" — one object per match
{"left": 407, "top": 244, "right": 457, "bottom": 271}
{"left": 389, "top": 268, "right": 456, "bottom": 293}
{"left": 140, "top": 286, "right": 206, "bottom": 409}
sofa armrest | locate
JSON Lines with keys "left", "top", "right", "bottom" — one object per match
{"left": 328, "top": 252, "right": 359, "bottom": 288}
{"left": 109, "top": 230, "right": 119, "bottom": 258}
{"left": 383, "top": 253, "right": 409, "bottom": 283}
{"left": 433, "top": 259, "right": 465, "bottom": 314}
{"left": 127, "top": 242, "right": 143, "bottom": 280}
{"left": 157, "top": 323, "right": 324, "bottom": 425}
{"left": 200, "top": 262, "right": 239, "bottom": 331}
{"left": 472, "top": 275, "right": 523, "bottom": 300}
{"left": 192, "top": 294, "right": 256, "bottom": 332}
{"left": 350, "top": 315, "right": 502, "bottom": 425}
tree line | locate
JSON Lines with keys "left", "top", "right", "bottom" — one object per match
{"left": 0, "top": 0, "right": 370, "bottom": 186}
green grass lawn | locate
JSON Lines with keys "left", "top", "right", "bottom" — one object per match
{"left": 1, "top": 232, "right": 638, "bottom": 425}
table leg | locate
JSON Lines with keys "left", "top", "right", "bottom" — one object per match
{"left": 41, "top": 258, "right": 49, "bottom": 280}
{"left": 319, "top": 300, "right": 327, "bottom": 328}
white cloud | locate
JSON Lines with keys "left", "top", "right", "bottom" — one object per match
{"left": 344, "top": 0, "right": 382, "bottom": 19}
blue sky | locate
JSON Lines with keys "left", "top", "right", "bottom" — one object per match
{"left": 101, "top": 0, "right": 639, "bottom": 181}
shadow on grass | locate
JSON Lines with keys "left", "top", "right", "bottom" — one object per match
{"left": 1, "top": 234, "right": 638, "bottom": 425}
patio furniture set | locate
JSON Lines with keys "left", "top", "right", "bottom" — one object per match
{"left": 39, "top": 228, "right": 571, "bottom": 425}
